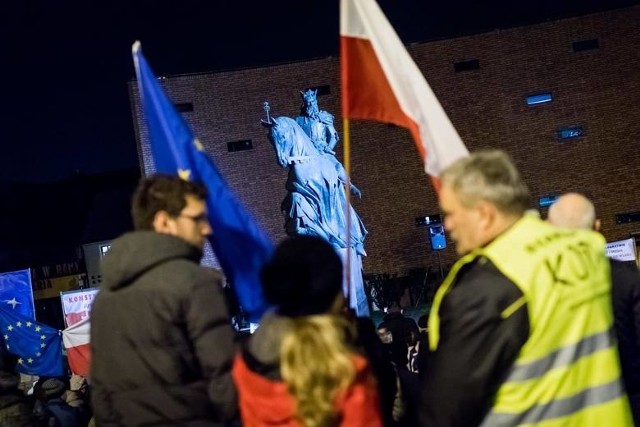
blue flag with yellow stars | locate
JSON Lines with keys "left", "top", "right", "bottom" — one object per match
{"left": 132, "top": 42, "right": 273, "bottom": 322}
{"left": 0, "top": 269, "right": 35, "bottom": 320}
{"left": 0, "top": 307, "right": 62, "bottom": 376}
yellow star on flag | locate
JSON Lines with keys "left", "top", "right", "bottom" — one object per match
{"left": 40, "top": 343, "right": 46, "bottom": 348}
{"left": 16, "top": 322, "right": 21, "bottom": 327}
{"left": 26, "top": 322, "right": 32, "bottom": 327}
{"left": 194, "top": 139, "right": 204, "bottom": 151}
{"left": 7, "top": 326, "right": 13, "bottom": 331}
{"left": 27, "top": 358, "right": 33, "bottom": 364}
{"left": 3, "top": 334, "right": 7, "bottom": 340}
{"left": 40, "top": 335, "right": 46, "bottom": 340}
{"left": 35, "top": 326, "right": 41, "bottom": 332}
{"left": 17, "top": 358, "right": 23, "bottom": 365}
{"left": 178, "top": 169, "right": 191, "bottom": 181}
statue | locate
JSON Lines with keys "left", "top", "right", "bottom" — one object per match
{"left": 296, "top": 89, "right": 339, "bottom": 155}
{"left": 263, "top": 95, "right": 369, "bottom": 316}
{"left": 296, "top": 89, "right": 362, "bottom": 199}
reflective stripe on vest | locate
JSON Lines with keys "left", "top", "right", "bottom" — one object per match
{"left": 481, "top": 378, "right": 624, "bottom": 426}
{"left": 507, "top": 328, "right": 613, "bottom": 382}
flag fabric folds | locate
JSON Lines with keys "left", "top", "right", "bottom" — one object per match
{"left": 0, "top": 307, "right": 62, "bottom": 377}
{"left": 132, "top": 42, "right": 273, "bottom": 322}
{"left": 340, "top": 0, "right": 469, "bottom": 179}
{"left": 62, "top": 317, "right": 91, "bottom": 377}
{"left": 0, "top": 269, "right": 36, "bottom": 320}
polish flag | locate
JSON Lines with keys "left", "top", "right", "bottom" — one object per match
{"left": 341, "top": 0, "right": 469, "bottom": 182}
{"left": 62, "top": 317, "right": 91, "bottom": 377}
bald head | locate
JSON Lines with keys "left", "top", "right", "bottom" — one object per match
{"left": 547, "top": 193, "right": 598, "bottom": 231}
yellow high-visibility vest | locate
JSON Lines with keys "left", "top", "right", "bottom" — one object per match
{"left": 429, "top": 213, "right": 632, "bottom": 426}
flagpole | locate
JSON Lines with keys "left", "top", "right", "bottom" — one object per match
{"left": 343, "top": 117, "right": 352, "bottom": 309}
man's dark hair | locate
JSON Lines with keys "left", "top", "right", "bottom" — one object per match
{"left": 131, "top": 174, "right": 208, "bottom": 230}
{"left": 261, "top": 235, "right": 342, "bottom": 317}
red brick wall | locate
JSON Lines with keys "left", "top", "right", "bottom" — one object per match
{"left": 130, "top": 6, "right": 640, "bottom": 276}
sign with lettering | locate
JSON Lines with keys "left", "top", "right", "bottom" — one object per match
{"left": 606, "top": 238, "right": 637, "bottom": 262}
{"left": 31, "top": 261, "right": 82, "bottom": 280}
{"left": 33, "top": 274, "right": 84, "bottom": 300}
{"left": 60, "top": 288, "right": 99, "bottom": 327}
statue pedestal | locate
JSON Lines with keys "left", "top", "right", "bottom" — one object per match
{"left": 336, "top": 247, "right": 370, "bottom": 317}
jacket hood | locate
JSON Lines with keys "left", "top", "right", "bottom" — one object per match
{"left": 102, "top": 231, "right": 202, "bottom": 291}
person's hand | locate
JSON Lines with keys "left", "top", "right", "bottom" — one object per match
{"left": 69, "top": 374, "right": 86, "bottom": 392}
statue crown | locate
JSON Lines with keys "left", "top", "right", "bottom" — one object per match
{"left": 301, "top": 89, "right": 318, "bottom": 104}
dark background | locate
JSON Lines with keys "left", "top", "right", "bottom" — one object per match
{"left": 1, "top": 0, "right": 638, "bottom": 270}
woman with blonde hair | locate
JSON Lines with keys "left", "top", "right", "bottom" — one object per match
{"left": 232, "top": 235, "right": 382, "bottom": 427}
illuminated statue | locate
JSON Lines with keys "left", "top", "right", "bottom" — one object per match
{"left": 263, "top": 98, "right": 369, "bottom": 316}
{"left": 296, "top": 89, "right": 362, "bottom": 198}
{"left": 296, "top": 89, "right": 339, "bottom": 155}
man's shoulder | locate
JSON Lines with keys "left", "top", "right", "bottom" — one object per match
{"left": 458, "top": 257, "right": 517, "bottom": 287}
{"left": 610, "top": 259, "right": 640, "bottom": 275}
{"left": 610, "top": 259, "right": 640, "bottom": 292}
{"left": 451, "top": 257, "right": 524, "bottom": 307}
{"left": 159, "top": 259, "right": 224, "bottom": 284}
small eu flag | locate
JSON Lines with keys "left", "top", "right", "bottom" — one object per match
{"left": 0, "top": 269, "right": 35, "bottom": 320}
{"left": 0, "top": 307, "right": 63, "bottom": 377}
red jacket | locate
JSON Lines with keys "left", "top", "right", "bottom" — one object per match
{"left": 232, "top": 353, "right": 382, "bottom": 427}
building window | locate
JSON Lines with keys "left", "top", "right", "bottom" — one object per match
{"left": 538, "top": 195, "right": 559, "bottom": 208}
{"left": 453, "top": 59, "right": 480, "bottom": 72}
{"left": 525, "top": 93, "right": 553, "bottom": 105}
{"left": 227, "top": 139, "right": 253, "bottom": 152}
{"left": 174, "top": 102, "right": 193, "bottom": 113}
{"left": 573, "top": 39, "right": 599, "bottom": 52}
{"left": 556, "top": 126, "right": 583, "bottom": 140}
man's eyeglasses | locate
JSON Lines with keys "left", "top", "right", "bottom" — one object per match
{"left": 177, "top": 213, "right": 209, "bottom": 224}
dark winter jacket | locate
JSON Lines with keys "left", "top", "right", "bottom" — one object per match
{"left": 610, "top": 259, "right": 640, "bottom": 395}
{"left": 420, "top": 258, "right": 529, "bottom": 427}
{"left": 45, "top": 398, "right": 81, "bottom": 427}
{"left": 0, "top": 392, "right": 33, "bottom": 426}
{"left": 90, "top": 231, "right": 237, "bottom": 426}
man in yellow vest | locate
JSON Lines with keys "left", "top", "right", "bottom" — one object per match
{"left": 420, "top": 151, "right": 632, "bottom": 426}
{"left": 548, "top": 192, "right": 640, "bottom": 425}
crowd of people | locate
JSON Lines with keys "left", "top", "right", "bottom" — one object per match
{"left": 0, "top": 370, "right": 91, "bottom": 426}
{"left": 1, "top": 148, "right": 639, "bottom": 426}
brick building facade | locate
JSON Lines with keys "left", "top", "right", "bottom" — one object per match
{"left": 129, "top": 6, "right": 640, "bottom": 278}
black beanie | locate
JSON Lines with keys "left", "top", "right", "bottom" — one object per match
{"left": 261, "top": 235, "right": 342, "bottom": 317}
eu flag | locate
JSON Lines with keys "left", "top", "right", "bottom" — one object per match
{"left": 0, "top": 307, "right": 63, "bottom": 377}
{"left": 0, "top": 269, "right": 35, "bottom": 320}
{"left": 132, "top": 42, "right": 273, "bottom": 322}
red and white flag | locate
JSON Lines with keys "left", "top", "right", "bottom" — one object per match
{"left": 341, "top": 0, "right": 469, "bottom": 181}
{"left": 62, "top": 316, "right": 91, "bottom": 377}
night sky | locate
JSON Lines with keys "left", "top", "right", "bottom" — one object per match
{"left": 1, "top": 0, "right": 639, "bottom": 273}
{"left": 4, "top": 0, "right": 638, "bottom": 184}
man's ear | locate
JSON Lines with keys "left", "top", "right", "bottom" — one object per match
{"left": 475, "top": 200, "right": 497, "bottom": 229}
{"left": 152, "top": 210, "right": 173, "bottom": 234}
{"left": 594, "top": 218, "right": 602, "bottom": 233}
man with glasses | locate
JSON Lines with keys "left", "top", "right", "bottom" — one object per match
{"left": 91, "top": 174, "right": 237, "bottom": 426}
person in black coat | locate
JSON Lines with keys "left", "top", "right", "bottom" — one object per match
{"left": 91, "top": 175, "right": 237, "bottom": 426}
{"left": 0, "top": 371, "right": 33, "bottom": 426}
